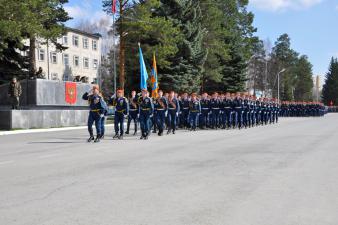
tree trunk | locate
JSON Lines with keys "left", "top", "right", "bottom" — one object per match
{"left": 119, "top": 0, "right": 125, "bottom": 89}
{"left": 29, "top": 36, "right": 37, "bottom": 77}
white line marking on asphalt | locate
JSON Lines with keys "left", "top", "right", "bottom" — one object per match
{"left": 0, "top": 160, "right": 14, "bottom": 165}
{"left": 38, "top": 154, "right": 60, "bottom": 159}
{"left": 0, "top": 124, "right": 115, "bottom": 136}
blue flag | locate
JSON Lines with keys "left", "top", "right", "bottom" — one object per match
{"left": 139, "top": 44, "right": 148, "bottom": 90}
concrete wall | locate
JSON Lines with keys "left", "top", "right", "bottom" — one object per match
{"left": 0, "top": 110, "right": 89, "bottom": 130}
{"left": 0, "top": 79, "right": 92, "bottom": 107}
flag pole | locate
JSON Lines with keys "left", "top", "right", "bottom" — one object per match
{"left": 113, "top": 13, "right": 117, "bottom": 94}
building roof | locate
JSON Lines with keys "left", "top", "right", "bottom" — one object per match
{"left": 66, "top": 27, "right": 102, "bottom": 39}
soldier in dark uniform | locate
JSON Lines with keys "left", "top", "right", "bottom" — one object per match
{"left": 255, "top": 97, "right": 262, "bottom": 126}
{"left": 139, "top": 89, "right": 154, "bottom": 140}
{"left": 154, "top": 90, "right": 168, "bottom": 136}
{"left": 249, "top": 95, "right": 256, "bottom": 127}
{"left": 210, "top": 92, "right": 221, "bottom": 129}
{"left": 126, "top": 91, "right": 139, "bottom": 135}
{"left": 167, "top": 91, "right": 180, "bottom": 134}
{"left": 199, "top": 93, "right": 210, "bottom": 129}
{"left": 189, "top": 93, "right": 201, "bottom": 131}
{"left": 243, "top": 94, "right": 250, "bottom": 129}
{"left": 223, "top": 93, "right": 233, "bottom": 129}
{"left": 82, "top": 86, "right": 106, "bottom": 143}
{"left": 110, "top": 89, "right": 129, "bottom": 140}
{"left": 180, "top": 93, "right": 190, "bottom": 129}
{"left": 233, "top": 92, "right": 243, "bottom": 129}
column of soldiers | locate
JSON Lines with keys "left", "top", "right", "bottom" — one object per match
{"left": 82, "top": 86, "right": 326, "bottom": 143}
{"left": 280, "top": 101, "right": 326, "bottom": 117}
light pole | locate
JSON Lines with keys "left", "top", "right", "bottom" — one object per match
{"left": 277, "top": 68, "right": 286, "bottom": 103}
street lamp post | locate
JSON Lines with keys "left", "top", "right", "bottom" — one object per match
{"left": 277, "top": 68, "right": 286, "bottom": 103}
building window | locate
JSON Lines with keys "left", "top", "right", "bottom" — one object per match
{"left": 92, "top": 40, "right": 97, "bottom": 51}
{"left": 51, "top": 73, "right": 58, "bottom": 80}
{"left": 93, "top": 59, "right": 98, "bottom": 69}
{"left": 38, "top": 49, "right": 45, "bottom": 61}
{"left": 63, "top": 36, "right": 68, "bottom": 45}
{"left": 83, "top": 38, "right": 89, "bottom": 49}
{"left": 74, "top": 56, "right": 80, "bottom": 67}
{"left": 50, "top": 52, "right": 57, "bottom": 64}
{"left": 84, "top": 57, "right": 89, "bottom": 69}
{"left": 72, "top": 35, "right": 79, "bottom": 47}
{"left": 63, "top": 54, "right": 69, "bottom": 66}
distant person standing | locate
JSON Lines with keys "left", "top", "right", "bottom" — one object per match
{"left": 8, "top": 77, "right": 22, "bottom": 110}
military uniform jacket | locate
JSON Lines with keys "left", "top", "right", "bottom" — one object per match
{"left": 233, "top": 97, "right": 243, "bottom": 110}
{"left": 111, "top": 97, "right": 129, "bottom": 115}
{"left": 154, "top": 96, "right": 168, "bottom": 112}
{"left": 168, "top": 97, "right": 180, "bottom": 113}
{"left": 82, "top": 93, "right": 106, "bottom": 114}
{"left": 139, "top": 97, "right": 154, "bottom": 115}
{"left": 200, "top": 99, "right": 210, "bottom": 112}
{"left": 181, "top": 98, "right": 190, "bottom": 111}
{"left": 189, "top": 100, "right": 201, "bottom": 113}
{"left": 210, "top": 98, "right": 221, "bottom": 110}
{"left": 129, "top": 96, "right": 139, "bottom": 113}
{"left": 223, "top": 99, "right": 233, "bottom": 111}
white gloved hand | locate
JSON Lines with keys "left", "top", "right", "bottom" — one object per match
{"left": 100, "top": 114, "right": 104, "bottom": 118}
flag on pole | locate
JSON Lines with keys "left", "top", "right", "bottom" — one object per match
{"left": 151, "top": 53, "right": 159, "bottom": 98}
{"left": 112, "top": 0, "right": 117, "bottom": 14}
{"left": 139, "top": 43, "right": 148, "bottom": 90}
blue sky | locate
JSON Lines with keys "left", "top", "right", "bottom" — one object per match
{"left": 65, "top": 0, "right": 338, "bottom": 82}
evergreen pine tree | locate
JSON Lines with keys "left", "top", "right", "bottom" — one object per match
{"left": 322, "top": 57, "right": 338, "bottom": 105}
{"left": 158, "top": 0, "right": 207, "bottom": 93}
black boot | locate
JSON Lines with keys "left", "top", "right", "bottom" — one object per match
{"left": 94, "top": 136, "right": 100, "bottom": 143}
{"left": 113, "top": 134, "right": 119, "bottom": 139}
{"left": 87, "top": 136, "right": 95, "bottom": 142}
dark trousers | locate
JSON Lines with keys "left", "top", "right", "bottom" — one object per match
{"left": 127, "top": 111, "right": 138, "bottom": 133}
{"left": 140, "top": 112, "right": 151, "bottom": 137}
{"left": 189, "top": 112, "right": 199, "bottom": 129}
{"left": 114, "top": 112, "right": 125, "bottom": 135}
{"left": 180, "top": 109, "right": 189, "bottom": 128}
{"left": 235, "top": 109, "right": 243, "bottom": 128}
{"left": 100, "top": 116, "right": 106, "bottom": 136}
{"left": 167, "top": 110, "right": 177, "bottom": 131}
{"left": 199, "top": 110, "right": 209, "bottom": 128}
{"left": 211, "top": 109, "right": 220, "bottom": 128}
{"left": 223, "top": 110, "right": 232, "bottom": 128}
{"left": 156, "top": 110, "right": 166, "bottom": 133}
{"left": 88, "top": 111, "right": 102, "bottom": 137}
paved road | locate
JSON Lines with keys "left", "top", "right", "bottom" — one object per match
{"left": 1, "top": 114, "right": 338, "bottom": 225}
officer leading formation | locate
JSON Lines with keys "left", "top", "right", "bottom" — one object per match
{"left": 82, "top": 86, "right": 326, "bottom": 143}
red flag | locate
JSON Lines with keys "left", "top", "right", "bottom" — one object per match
{"left": 112, "top": 0, "right": 117, "bottom": 14}
{"left": 65, "top": 82, "right": 77, "bottom": 105}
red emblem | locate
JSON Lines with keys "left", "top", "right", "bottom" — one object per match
{"left": 65, "top": 82, "right": 77, "bottom": 104}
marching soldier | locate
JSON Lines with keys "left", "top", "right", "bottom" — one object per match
{"left": 180, "top": 93, "right": 190, "bottom": 129}
{"left": 139, "top": 89, "right": 154, "bottom": 140}
{"left": 189, "top": 93, "right": 201, "bottom": 131}
{"left": 223, "top": 93, "right": 233, "bottom": 129}
{"left": 233, "top": 92, "right": 243, "bottom": 129}
{"left": 154, "top": 90, "right": 168, "bottom": 136}
{"left": 210, "top": 92, "right": 221, "bottom": 129}
{"left": 82, "top": 85, "right": 106, "bottom": 143}
{"left": 199, "top": 93, "right": 210, "bottom": 129}
{"left": 167, "top": 91, "right": 180, "bottom": 134}
{"left": 126, "top": 90, "right": 139, "bottom": 135}
{"left": 110, "top": 89, "right": 129, "bottom": 140}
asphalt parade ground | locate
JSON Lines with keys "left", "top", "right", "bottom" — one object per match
{"left": 0, "top": 114, "right": 338, "bottom": 225}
